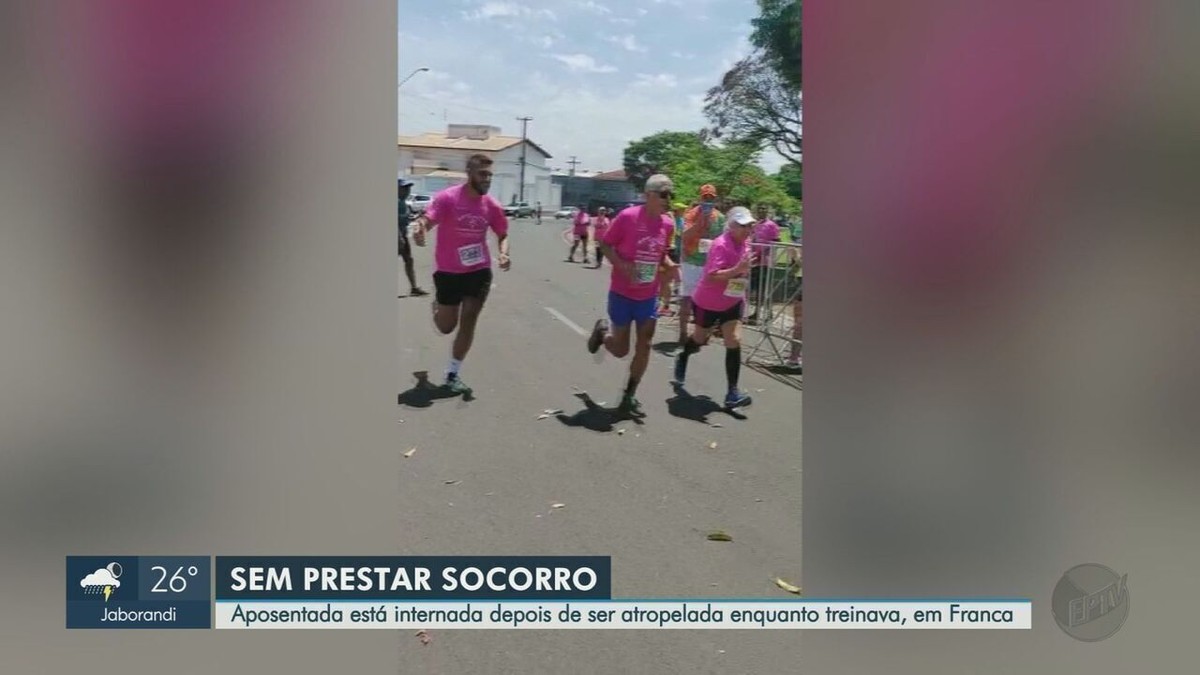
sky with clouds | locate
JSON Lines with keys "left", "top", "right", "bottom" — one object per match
{"left": 398, "top": 0, "right": 786, "bottom": 174}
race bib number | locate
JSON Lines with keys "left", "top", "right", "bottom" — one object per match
{"left": 635, "top": 261, "right": 658, "bottom": 284}
{"left": 457, "top": 243, "right": 485, "bottom": 267}
{"left": 699, "top": 239, "right": 713, "bottom": 254}
{"left": 725, "top": 278, "right": 748, "bottom": 298}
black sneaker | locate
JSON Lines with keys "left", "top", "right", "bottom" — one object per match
{"left": 587, "top": 319, "right": 609, "bottom": 354}
{"left": 618, "top": 395, "right": 644, "bottom": 418}
{"left": 444, "top": 374, "right": 472, "bottom": 396}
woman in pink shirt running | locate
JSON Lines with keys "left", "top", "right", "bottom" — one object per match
{"left": 672, "top": 205, "right": 756, "bottom": 409}
{"left": 568, "top": 206, "right": 591, "bottom": 264}
{"left": 591, "top": 207, "right": 611, "bottom": 268}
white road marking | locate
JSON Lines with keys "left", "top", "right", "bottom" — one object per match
{"left": 544, "top": 306, "right": 588, "bottom": 336}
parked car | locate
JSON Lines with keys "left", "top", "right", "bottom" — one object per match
{"left": 554, "top": 206, "right": 580, "bottom": 219}
{"left": 406, "top": 194, "right": 432, "bottom": 214}
{"left": 503, "top": 202, "right": 535, "bottom": 218}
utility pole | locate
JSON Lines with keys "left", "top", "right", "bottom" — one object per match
{"left": 567, "top": 156, "right": 580, "bottom": 176}
{"left": 517, "top": 116, "right": 532, "bottom": 203}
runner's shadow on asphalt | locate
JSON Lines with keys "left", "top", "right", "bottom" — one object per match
{"left": 556, "top": 393, "right": 646, "bottom": 432}
{"left": 397, "top": 371, "right": 472, "bottom": 408}
{"left": 652, "top": 340, "right": 679, "bottom": 356}
{"left": 666, "top": 384, "right": 748, "bottom": 424}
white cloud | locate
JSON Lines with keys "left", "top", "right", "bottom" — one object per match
{"left": 634, "top": 73, "right": 678, "bottom": 88}
{"left": 577, "top": 0, "right": 612, "bottom": 14}
{"left": 80, "top": 569, "right": 120, "bottom": 588}
{"left": 540, "top": 35, "right": 555, "bottom": 49}
{"left": 511, "top": 72, "right": 711, "bottom": 172}
{"left": 611, "top": 17, "right": 636, "bottom": 26}
{"left": 463, "top": 2, "right": 556, "bottom": 22}
{"left": 551, "top": 53, "right": 617, "bottom": 73}
{"left": 606, "top": 34, "right": 648, "bottom": 53}
{"left": 466, "top": 2, "right": 521, "bottom": 20}
{"left": 670, "top": 51, "right": 695, "bottom": 60}
{"left": 636, "top": 8, "right": 649, "bottom": 16}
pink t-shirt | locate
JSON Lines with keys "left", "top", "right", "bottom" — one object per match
{"left": 602, "top": 206, "right": 673, "bottom": 301}
{"left": 692, "top": 232, "right": 751, "bottom": 312}
{"left": 573, "top": 211, "right": 590, "bottom": 235}
{"left": 425, "top": 184, "right": 508, "bottom": 274}
{"left": 752, "top": 219, "right": 781, "bottom": 266}
{"left": 592, "top": 215, "right": 611, "bottom": 239}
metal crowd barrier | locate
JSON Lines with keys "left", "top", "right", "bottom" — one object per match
{"left": 744, "top": 240, "right": 802, "bottom": 369}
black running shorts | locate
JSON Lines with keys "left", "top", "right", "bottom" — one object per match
{"left": 433, "top": 268, "right": 493, "bottom": 306}
{"left": 694, "top": 302, "right": 744, "bottom": 329}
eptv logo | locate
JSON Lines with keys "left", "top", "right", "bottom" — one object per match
{"left": 1052, "top": 564, "right": 1129, "bottom": 641}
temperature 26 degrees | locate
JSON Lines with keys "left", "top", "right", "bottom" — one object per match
{"left": 151, "top": 565, "right": 201, "bottom": 594}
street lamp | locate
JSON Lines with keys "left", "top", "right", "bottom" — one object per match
{"left": 399, "top": 67, "right": 430, "bottom": 89}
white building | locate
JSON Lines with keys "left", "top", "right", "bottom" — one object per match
{"left": 398, "top": 124, "right": 556, "bottom": 209}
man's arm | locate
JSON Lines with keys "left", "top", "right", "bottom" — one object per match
{"left": 598, "top": 217, "right": 635, "bottom": 278}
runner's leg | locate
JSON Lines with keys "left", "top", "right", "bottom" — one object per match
{"left": 432, "top": 273, "right": 461, "bottom": 335}
{"left": 620, "top": 314, "right": 656, "bottom": 415}
{"left": 720, "top": 316, "right": 751, "bottom": 407}
{"left": 673, "top": 303, "right": 711, "bottom": 384}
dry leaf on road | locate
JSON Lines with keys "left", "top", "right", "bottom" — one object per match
{"left": 444, "top": 479, "right": 461, "bottom": 485}
{"left": 707, "top": 531, "right": 733, "bottom": 542}
{"left": 404, "top": 447, "right": 417, "bottom": 458}
{"left": 774, "top": 578, "right": 802, "bottom": 595}
{"left": 551, "top": 503, "right": 565, "bottom": 509}
{"left": 415, "top": 629, "right": 432, "bottom": 645}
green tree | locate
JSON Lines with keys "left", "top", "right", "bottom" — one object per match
{"left": 703, "top": 0, "right": 801, "bottom": 166}
{"left": 774, "top": 162, "right": 802, "bottom": 201}
{"left": 622, "top": 131, "right": 706, "bottom": 192}
{"left": 622, "top": 132, "right": 798, "bottom": 213}
{"left": 703, "top": 55, "right": 802, "bottom": 165}
{"left": 750, "top": 0, "right": 801, "bottom": 92}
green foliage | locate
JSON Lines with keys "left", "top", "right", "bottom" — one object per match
{"left": 622, "top": 132, "right": 800, "bottom": 214}
{"left": 750, "top": 0, "right": 801, "bottom": 93}
{"left": 704, "top": 1, "right": 801, "bottom": 166}
{"left": 774, "top": 162, "right": 802, "bottom": 201}
{"left": 622, "top": 131, "right": 706, "bottom": 192}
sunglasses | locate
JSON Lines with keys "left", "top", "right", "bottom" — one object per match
{"left": 657, "top": 190, "right": 674, "bottom": 200}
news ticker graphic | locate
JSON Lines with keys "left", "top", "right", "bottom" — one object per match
{"left": 66, "top": 556, "right": 212, "bottom": 629}
{"left": 67, "top": 556, "right": 1031, "bottom": 630}
{"left": 214, "top": 600, "right": 1032, "bottom": 630}
{"left": 214, "top": 556, "right": 610, "bottom": 601}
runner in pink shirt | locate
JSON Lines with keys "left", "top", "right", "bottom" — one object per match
{"left": 591, "top": 207, "right": 611, "bottom": 268}
{"left": 747, "top": 204, "right": 781, "bottom": 324}
{"left": 567, "top": 206, "right": 591, "bottom": 264}
{"left": 673, "top": 205, "right": 756, "bottom": 409}
{"left": 409, "top": 153, "right": 511, "bottom": 396}
{"left": 585, "top": 175, "right": 677, "bottom": 417}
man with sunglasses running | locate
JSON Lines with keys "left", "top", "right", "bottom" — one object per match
{"left": 586, "top": 175, "right": 678, "bottom": 417}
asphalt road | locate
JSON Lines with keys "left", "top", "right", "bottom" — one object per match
{"left": 397, "top": 217, "right": 802, "bottom": 674}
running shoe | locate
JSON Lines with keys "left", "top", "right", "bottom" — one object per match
{"left": 724, "top": 389, "right": 753, "bottom": 409}
{"left": 587, "top": 318, "right": 609, "bottom": 354}
{"left": 444, "top": 374, "right": 472, "bottom": 396}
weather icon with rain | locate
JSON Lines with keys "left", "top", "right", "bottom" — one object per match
{"left": 80, "top": 562, "right": 123, "bottom": 602}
